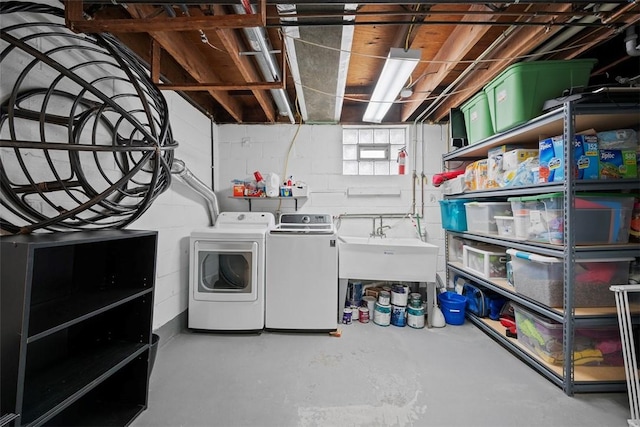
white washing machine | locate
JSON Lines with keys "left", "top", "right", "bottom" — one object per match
{"left": 189, "top": 212, "right": 275, "bottom": 331}
{"left": 265, "top": 213, "right": 338, "bottom": 331}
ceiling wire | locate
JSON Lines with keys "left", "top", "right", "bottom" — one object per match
{"left": 404, "top": 3, "right": 423, "bottom": 51}
{"left": 281, "top": 32, "right": 596, "bottom": 65}
{"left": 162, "top": 4, "right": 228, "bottom": 54}
{"left": 296, "top": 81, "right": 477, "bottom": 105}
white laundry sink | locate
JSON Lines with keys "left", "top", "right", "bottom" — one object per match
{"left": 338, "top": 235, "right": 439, "bottom": 283}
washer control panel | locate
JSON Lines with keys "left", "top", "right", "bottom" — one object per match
{"left": 274, "top": 213, "right": 334, "bottom": 234}
{"left": 279, "top": 213, "right": 332, "bottom": 225}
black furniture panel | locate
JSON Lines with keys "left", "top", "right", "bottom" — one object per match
{"left": 1, "top": 230, "right": 157, "bottom": 427}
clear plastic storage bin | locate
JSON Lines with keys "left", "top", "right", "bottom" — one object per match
{"left": 512, "top": 193, "right": 635, "bottom": 245}
{"left": 464, "top": 202, "right": 512, "bottom": 235}
{"left": 514, "top": 304, "right": 623, "bottom": 366}
{"left": 506, "top": 249, "right": 633, "bottom": 307}
{"left": 508, "top": 196, "right": 540, "bottom": 240}
{"left": 463, "top": 245, "right": 507, "bottom": 279}
{"left": 494, "top": 215, "right": 515, "bottom": 237}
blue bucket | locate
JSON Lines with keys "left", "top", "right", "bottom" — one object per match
{"left": 438, "top": 292, "right": 467, "bottom": 325}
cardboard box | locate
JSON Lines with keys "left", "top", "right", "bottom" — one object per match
{"left": 576, "top": 135, "right": 599, "bottom": 180}
{"left": 599, "top": 149, "right": 638, "bottom": 179}
{"left": 364, "top": 287, "right": 384, "bottom": 299}
{"left": 442, "top": 175, "right": 466, "bottom": 195}
{"left": 233, "top": 183, "right": 245, "bottom": 197}
{"left": 539, "top": 134, "right": 599, "bottom": 182}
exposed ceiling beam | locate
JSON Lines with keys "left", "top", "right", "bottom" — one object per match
{"left": 210, "top": 5, "right": 277, "bottom": 122}
{"left": 124, "top": 3, "right": 245, "bottom": 122}
{"left": 157, "top": 82, "right": 285, "bottom": 91}
{"left": 401, "top": 4, "right": 498, "bottom": 121}
{"left": 428, "top": 3, "right": 576, "bottom": 121}
{"left": 65, "top": 0, "right": 267, "bottom": 33}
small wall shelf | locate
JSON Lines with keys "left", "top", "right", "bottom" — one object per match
{"left": 230, "top": 196, "right": 307, "bottom": 211}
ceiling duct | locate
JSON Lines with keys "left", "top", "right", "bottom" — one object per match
{"left": 232, "top": 4, "right": 295, "bottom": 123}
{"left": 278, "top": 3, "right": 356, "bottom": 124}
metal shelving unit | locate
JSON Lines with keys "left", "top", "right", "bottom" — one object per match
{"left": 443, "top": 100, "right": 640, "bottom": 395}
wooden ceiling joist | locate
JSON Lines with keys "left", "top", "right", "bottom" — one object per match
{"left": 124, "top": 3, "right": 245, "bottom": 122}
{"left": 65, "top": 0, "right": 267, "bottom": 33}
{"left": 429, "top": 4, "right": 576, "bottom": 122}
{"left": 401, "top": 4, "right": 498, "bottom": 122}
{"left": 211, "top": 5, "right": 277, "bottom": 122}
{"left": 157, "top": 82, "right": 285, "bottom": 91}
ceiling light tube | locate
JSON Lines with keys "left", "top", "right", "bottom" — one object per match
{"left": 363, "top": 48, "right": 421, "bottom": 123}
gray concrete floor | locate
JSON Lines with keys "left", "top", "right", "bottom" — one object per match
{"left": 133, "top": 322, "right": 631, "bottom": 427}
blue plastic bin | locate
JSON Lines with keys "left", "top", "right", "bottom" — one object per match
{"left": 438, "top": 292, "right": 467, "bottom": 325}
{"left": 439, "top": 199, "right": 470, "bottom": 231}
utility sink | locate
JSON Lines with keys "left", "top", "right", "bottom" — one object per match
{"left": 338, "top": 235, "right": 439, "bottom": 283}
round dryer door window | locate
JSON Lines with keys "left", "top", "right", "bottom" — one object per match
{"left": 192, "top": 240, "right": 259, "bottom": 302}
{"left": 200, "top": 252, "right": 252, "bottom": 293}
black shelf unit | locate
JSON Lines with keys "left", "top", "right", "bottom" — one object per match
{"left": 443, "top": 101, "right": 640, "bottom": 395}
{"left": 1, "top": 230, "right": 157, "bottom": 426}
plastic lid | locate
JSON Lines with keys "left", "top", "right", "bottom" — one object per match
{"left": 516, "top": 192, "right": 635, "bottom": 202}
{"left": 464, "top": 201, "right": 511, "bottom": 206}
{"left": 506, "top": 249, "right": 634, "bottom": 264}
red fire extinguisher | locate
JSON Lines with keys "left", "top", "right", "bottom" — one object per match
{"left": 397, "top": 147, "right": 407, "bottom": 175}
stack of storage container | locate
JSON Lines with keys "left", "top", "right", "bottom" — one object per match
{"left": 451, "top": 59, "right": 639, "bottom": 196}
{"left": 460, "top": 59, "right": 597, "bottom": 145}
{"left": 441, "top": 59, "right": 640, "bottom": 383}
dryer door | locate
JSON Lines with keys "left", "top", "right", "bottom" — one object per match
{"left": 192, "top": 240, "right": 259, "bottom": 302}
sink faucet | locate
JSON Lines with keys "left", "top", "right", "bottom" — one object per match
{"left": 376, "top": 225, "right": 391, "bottom": 238}
{"left": 370, "top": 216, "right": 391, "bottom": 238}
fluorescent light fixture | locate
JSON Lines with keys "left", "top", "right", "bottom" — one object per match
{"left": 363, "top": 48, "right": 421, "bottom": 123}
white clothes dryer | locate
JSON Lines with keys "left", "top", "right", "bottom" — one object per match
{"left": 189, "top": 212, "right": 275, "bottom": 331}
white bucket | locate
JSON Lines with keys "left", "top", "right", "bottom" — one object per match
{"left": 407, "top": 304, "right": 425, "bottom": 329}
{"left": 350, "top": 305, "right": 359, "bottom": 321}
{"left": 391, "top": 285, "right": 409, "bottom": 306}
{"left": 514, "top": 212, "right": 529, "bottom": 240}
{"left": 363, "top": 295, "right": 376, "bottom": 313}
{"left": 373, "top": 302, "right": 391, "bottom": 326}
{"left": 378, "top": 291, "right": 391, "bottom": 305}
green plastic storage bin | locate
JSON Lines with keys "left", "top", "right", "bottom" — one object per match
{"left": 484, "top": 59, "right": 597, "bottom": 133}
{"left": 460, "top": 91, "right": 494, "bottom": 145}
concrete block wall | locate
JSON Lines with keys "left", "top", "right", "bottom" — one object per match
{"left": 1, "top": 1, "right": 450, "bottom": 331}
{"left": 0, "top": 1, "right": 213, "bottom": 331}
{"left": 131, "top": 92, "right": 213, "bottom": 330}
{"left": 216, "top": 123, "right": 448, "bottom": 276}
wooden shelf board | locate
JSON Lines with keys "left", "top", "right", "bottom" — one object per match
{"left": 478, "top": 317, "right": 628, "bottom": 383}
{"left": 449, "top": 261, "right": 640, "bottom": 317}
